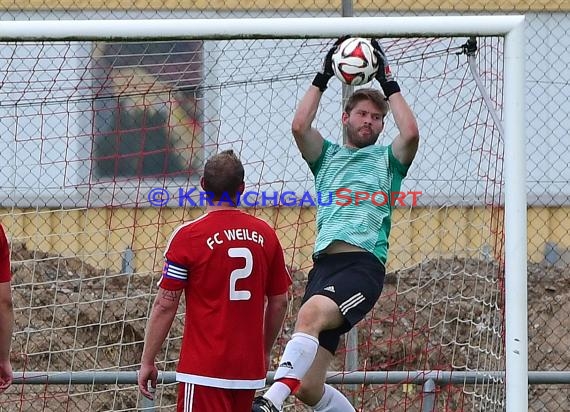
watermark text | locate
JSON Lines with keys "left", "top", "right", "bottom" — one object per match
{"left": 147, "top": 188, "right": 422, "bottom": 207}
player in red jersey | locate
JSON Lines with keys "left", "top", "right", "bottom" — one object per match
{"left": 138, "top": 150, "right": 291, "bottom": 412}
{"left": 0, "top": 223, "right": 14, "bottom": 393}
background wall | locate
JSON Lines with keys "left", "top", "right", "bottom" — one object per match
{"left": 2, "top": 206, "right": 569, "bottom": 275}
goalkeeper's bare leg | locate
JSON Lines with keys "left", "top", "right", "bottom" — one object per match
{"left": 296, "top": 348, "right": 355, "bottom": 411}
{"left": 253, "top": 294, "right": 354, "bottom": 412}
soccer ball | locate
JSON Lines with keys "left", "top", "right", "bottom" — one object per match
{"left": 331, "top": 37, "right": 378, "bottom": 86}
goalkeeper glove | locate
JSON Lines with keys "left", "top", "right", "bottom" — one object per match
{"left": 312, "top": 35, "right": 350, "bottom": 92}
{"left": 371, "top": 39, "right": 401, "bottom": 99}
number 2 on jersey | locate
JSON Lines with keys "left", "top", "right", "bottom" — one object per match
{"left": 228, "top": 247, "right": 253, "bottom": 301}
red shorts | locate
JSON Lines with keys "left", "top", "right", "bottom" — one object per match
{"left": 177, "top": 382, "right": 256, "bottom": 412}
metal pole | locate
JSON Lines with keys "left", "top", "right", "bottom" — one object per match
{"left": 421, "top": 379, "right": 437, "bottom": 412}
{"left": 139, "top": 392, "right": 155, "bottom": 412}
{"left": 0, "top": 16, "right": 526, "bottom": 41}
{"left": 14, "top": 370, "right": 570, "bottom": 385}
{"left": 503, "top": 18, "right": 528, "bottom": 412}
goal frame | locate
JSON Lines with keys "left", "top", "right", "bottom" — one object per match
{"left": 0, "top": 15, "right": 527, "bottom": 411}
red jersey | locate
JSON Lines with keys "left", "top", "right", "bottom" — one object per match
{"left": 159, "top": 209, "right": 291, "bottom": 389}
{"left": 0, "top": 224, "right": 11, "bottom": 283}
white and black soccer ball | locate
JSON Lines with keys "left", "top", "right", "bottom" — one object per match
{"left": 331, "top": 37, "right": 379, "bottom": 86}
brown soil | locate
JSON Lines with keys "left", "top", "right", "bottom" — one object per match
{"left": 1, "top": 243, "right": 568, "bottom": 411}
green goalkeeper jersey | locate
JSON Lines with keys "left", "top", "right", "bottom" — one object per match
{"left": 307, "top": 139, "right": 410, "bottom": 265}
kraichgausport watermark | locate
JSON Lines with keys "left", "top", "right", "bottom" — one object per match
{"left": 147, "top": 188, "right": 422, "bottom": 207}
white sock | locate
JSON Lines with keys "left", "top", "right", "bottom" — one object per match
{"left": 313, "top": 384, "right": 355, "bottom": 412}
{"left": 264, "top": 332, "right": 319, "bottom": 410}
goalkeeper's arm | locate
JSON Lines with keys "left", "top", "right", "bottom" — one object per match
{"left": 291, "top": 37, "right": 348, "bottom": 163}
{"left": 371, "top": 39, "right": 420, "bottom": 166}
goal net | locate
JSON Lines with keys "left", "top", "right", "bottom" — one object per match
{"left": 0, "top": 17, "right": 524, "bottom": 412}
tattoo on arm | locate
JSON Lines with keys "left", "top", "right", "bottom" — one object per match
{"left": 159, "top": 289, "right": 179, "bottom": 302}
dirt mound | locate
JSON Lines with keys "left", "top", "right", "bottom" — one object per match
{"left": 3, "top": 244, "right": 568, "bottom": 411}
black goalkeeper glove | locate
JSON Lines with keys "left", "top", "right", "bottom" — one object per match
{"left": 370, "top": 39, "right": 401, "bottom": 99}
{"left": 312, "top": 35, "right": 351, "bottom": 92}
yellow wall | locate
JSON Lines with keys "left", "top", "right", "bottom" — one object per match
{"left": 0, "top": 0, "right": 568, "bottom": 12}
{"left": 2, "top": 206, "right": 567, "bottom": 275}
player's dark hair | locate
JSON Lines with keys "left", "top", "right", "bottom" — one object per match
{"left": 202, "top": 150, "right": 245, "bottom": 202}
{"left": 344, "top": 88, "right": 389, "bottom": 116}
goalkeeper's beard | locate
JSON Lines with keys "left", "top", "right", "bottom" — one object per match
{"left": 345, "top": 124, "right": 380, "bottom": 148}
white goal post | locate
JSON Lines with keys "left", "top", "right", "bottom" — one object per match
{"left": 0, "top": 15, "right": 527, "bottom": 411}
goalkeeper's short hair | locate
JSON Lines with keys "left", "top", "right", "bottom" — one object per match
{"left": 344, "top": 88, "right": 389, "bottom": 116}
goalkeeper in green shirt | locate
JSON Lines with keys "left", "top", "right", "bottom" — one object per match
{"left": 253, "top": 36, "right": 420, "bottom": 412}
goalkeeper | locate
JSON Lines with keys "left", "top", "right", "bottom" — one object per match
{"left": 253, "top": 36, "right": 419, "bottom": 411}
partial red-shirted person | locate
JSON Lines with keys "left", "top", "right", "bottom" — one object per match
{"left": 138, "top": 150, "right": 291, "bottom": 412}
{"left": 0, "top": 223, "right": 14, "bottom": 393}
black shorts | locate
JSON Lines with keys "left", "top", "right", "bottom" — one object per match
{"left": 300, "top": 251, "right": 386, "bottom": 354}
